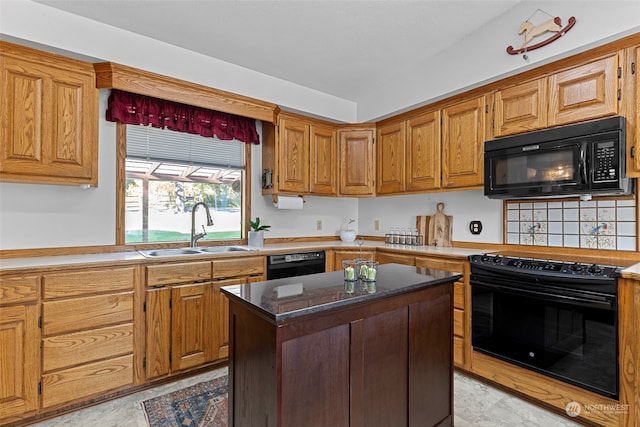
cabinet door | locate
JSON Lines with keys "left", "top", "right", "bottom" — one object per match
{"left": 627, "top": 45, "right": 640, "bottom": 177}
{"left": 171, "top": 283, "right": 215, "bottom": 372}
{"left": 441, "top": 95, "right": 487, "bottom": 188}
{"left": 376, "top": 121, "right": 405, "bottom": 194}
{"left": 212, "top": 278, "right": 247, "bottom": 361}
{"left": 145, "top": 287, "right": 171, "bottom": 380}
{"left": 338, "top": 128, "right": 375, "bottom": 196}
{"left": 548, "top": 54, "right": 619, "bottom": 126}
{"left": 278, "top": 118, "right": 310, "bottom": 193}
{"left": 494, "top": 78, "right": 548, "bottom": 137}
{"left": 0, "top": 304, "right": 39, "bottom": 420}
{"left": 309, "top": 124, "right": 337, "bottom": 195}
{"left": 0, "top": 50, "right": 98, "bottom": 185}
{"left": 406, "top": 110, "right": 441, "bottom": 191}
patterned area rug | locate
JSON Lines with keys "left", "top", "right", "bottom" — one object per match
{"left": 143, "top": 375, "right": 228, "bottom": 427}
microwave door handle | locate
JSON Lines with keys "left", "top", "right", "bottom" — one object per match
{"left": 579, "top": 145, "right": 588, "bottom": 183}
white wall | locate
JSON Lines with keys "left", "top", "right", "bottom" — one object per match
{"left": 358, "top": 1, "right": 640, "bottom": 121}
{"left": 358, "top": 191, "right": 503, "bottom": 244}
{"left": 0, "top": 91, "right": 117, "bottom": 249}
{"left": 0, "top": 0, "right": 637, "bottom": 250}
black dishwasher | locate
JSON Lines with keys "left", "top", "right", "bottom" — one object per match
{"left": 266, "top": 250, "right": 326, "bottom": 279}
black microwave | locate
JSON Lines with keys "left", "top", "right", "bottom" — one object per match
{"left": 484, "top": 116, "right": 633, "bottom": 199}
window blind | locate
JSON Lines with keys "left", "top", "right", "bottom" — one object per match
{"left": 126, "top": 125, "right": 244, "bottom": 169}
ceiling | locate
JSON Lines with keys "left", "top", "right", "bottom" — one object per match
{"left": 35, "top": 1, "right": 522, "bottom": 103}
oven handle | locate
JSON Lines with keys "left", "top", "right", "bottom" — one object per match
{"left": 579, "top": 143, "right": 588, "bottom": 184}
{"left": 471, "top": 279, "right": 616, "bottom": 310}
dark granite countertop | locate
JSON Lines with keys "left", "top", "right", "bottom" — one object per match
{"left": 221, "top": 263, "right": 462, "bottom": 322}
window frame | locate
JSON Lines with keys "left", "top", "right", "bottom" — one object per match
{"left": 115, "top": 122, "right": 252, "bottom": 248}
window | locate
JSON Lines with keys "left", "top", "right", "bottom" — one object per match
{"left": 124, "top": 125, "right": 245, "bottom": 244}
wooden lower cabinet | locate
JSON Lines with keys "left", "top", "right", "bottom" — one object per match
{"left": 40, "top": 267, "right": 136, "bottom": 409}
{"left": 0, "top": 304, "right": 40, "bottom": 421}
{"left": 145, "top": 282, "right": 220, "bottom": 380}
{"left": 415, "top": 256, "right": 469, "bottom": 369}
{"left": 144, "top": 257, "right": 265, "bottom": 380}
{"left": 376, "top": 251, "right": 415, "bottom": 266}
{"left": 331, "top": 249, "right": 376, "bottom": 271}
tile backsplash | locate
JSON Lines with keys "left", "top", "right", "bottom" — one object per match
{"left": 505, "top": 198, "right": 637, "bottom": 251}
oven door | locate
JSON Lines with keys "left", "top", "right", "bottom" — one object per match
{"left": 471, "top": 277, "right": 618, "bottom": 398}
{"left": 484, "top": 139, "right": 585, "bottom": 199}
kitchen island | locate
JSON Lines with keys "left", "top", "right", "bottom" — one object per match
{"left": 221, "top": 263, "right": 462, "bottom": 427}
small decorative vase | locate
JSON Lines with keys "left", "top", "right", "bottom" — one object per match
{"left": 248, "top": 231, "right": 264, "bottom": 248}
{"left": 340, "top": 229, "right": 356, "bottom": 242}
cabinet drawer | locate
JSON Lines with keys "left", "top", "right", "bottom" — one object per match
{"left": 41, "top": 354, "right": 133, "bottom": 408}
{"left": 43, "top": 267, "right": 135, "bottom": 299}
{"left": 453, "top": 281, "right": 465, "bottom": 309}
{"left": 146, "top": 261, "right": 211, "bottom": 286}
{"left": 453, "top": 308, "right": 464, "bottom": 337}
{"left": 415, "top": 257, "right": 464, "bottom": 272}
{"left": 212, "top": 256, "right": 264, "bottom": 279}
{"left": 0, "top": 275, "right": 40, "bottom": 304}
{"left": 376, "top": 252, "right": 415, "bottom": 266}
{"left": 42, "top": 292, "right": 133, "bottom": 336}
{"left": 453, "top": 336, "right": 465, "bottom": 366}
{"left": 43, "top": 323, "right": 134, "bottom": 372}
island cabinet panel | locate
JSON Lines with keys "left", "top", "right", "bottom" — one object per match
{"left": 281, "top": 324, "right": 350, "bottom": 427}
{"left": 227, "top": 267, "right": 455, "bottom": 427}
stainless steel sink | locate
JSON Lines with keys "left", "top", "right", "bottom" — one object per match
{"left": 139, "top": 248, "right": 203, "bottom": 257}
{"left": 139, "top": 245, "right": 254, "bottom": 258}
{"left": 198, "top": 245, "right": 252, "bottom": 253}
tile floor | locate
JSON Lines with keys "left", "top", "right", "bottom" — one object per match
{"left": 28, "top": 369, "right": 580, "bottom": 427}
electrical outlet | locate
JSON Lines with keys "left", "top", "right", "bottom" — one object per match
{"left": 374, "top": 220, "right": 380, "bottom": 231}
{"left": 316, "top": 220, "right": 322, "bottom": 231}
{"left": 469, "top": 221, "right": 483, "bottom": 235}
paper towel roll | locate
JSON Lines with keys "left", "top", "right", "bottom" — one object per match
{"left": 274, "top": 195, "right": 304, "bottom": 210}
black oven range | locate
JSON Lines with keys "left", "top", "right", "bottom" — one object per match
{"left": 469, "top": 254, "right": 620, "bottom": 398}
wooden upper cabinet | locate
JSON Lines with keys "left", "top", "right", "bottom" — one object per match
{"left": 338, "top": 128, "right": 375, "bottom": 196}
{"left": 441, "top": 95, "right": 487, "bottom": 189}
{"left": 548, "top": 54, "right": 620, "bottom": 127}
{"left": 278, "top": 118, "right": 310, "bottom": 193}
{"left": 376, "top": 121, "right": 405, "bottom": 194}
{"left": 0, "top": 41, "right": 98, "bottom": 186}
{"left": 493, "top": 78, "right": 548, "bottom": 137}
{"left": 309, "top": 124, "right": 337, "bottom": 195}
{"left": 406, "top": 110, "right": 441, "bottom": 191}
{"left": 625, "top": 45, "right": 640, "bottom": 177}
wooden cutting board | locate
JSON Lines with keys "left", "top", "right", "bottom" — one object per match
{"left": 416, "top": 203, "right": 453, "bottom": 247}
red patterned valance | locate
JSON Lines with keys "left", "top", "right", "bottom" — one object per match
{"left": 106, "top": 89, "right": 259, "bottom": 144}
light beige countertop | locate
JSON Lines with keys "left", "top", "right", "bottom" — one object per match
{"left": 0, "top": 240, "right": 483, "bottom": 272}
{"left": 1, "top": 240, "right": 638, "bottom": 279}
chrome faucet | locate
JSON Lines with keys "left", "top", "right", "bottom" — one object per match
{"left": 190, "top": 202, "right": 214, "bottom": 247}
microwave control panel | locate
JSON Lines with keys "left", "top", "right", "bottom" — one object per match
{"left": 593, "top": 140, "right": 618, "bottom": 182}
